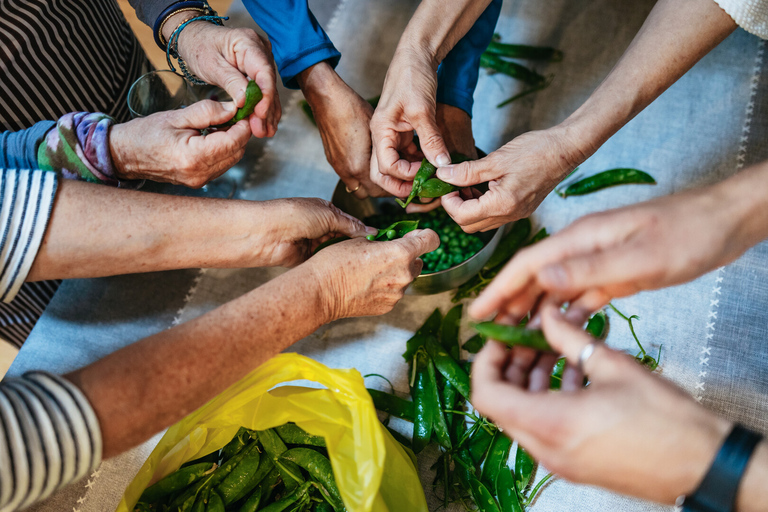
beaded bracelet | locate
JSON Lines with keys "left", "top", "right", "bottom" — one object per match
{"left": 166, "top": 12, "right": 228, "bottom": 85}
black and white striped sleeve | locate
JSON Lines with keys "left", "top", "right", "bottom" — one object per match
{"left": 0, "top": 169, "right": 58, "bottom": 303}
{"left": 0, "top": 372, "right": 102, "bottom": 511}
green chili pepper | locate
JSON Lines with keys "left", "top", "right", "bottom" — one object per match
{"left": 402, "top": 308, "right": 442, "bottom": 361}
{"left": 139, "top": 462, "right": 216, "bottom": 504}
{"left": 366, "top": 220, "right": 419, "bottom": 241}
{"left": 274, "top": 423, "right": 327, "bottom": 448}
{"left": 585, "top": 311, "right": 607, "bottom": 339}
{"left": 258, "top": 429, "right": 305, "bottom": 493}
{"left": 472, "top": 322, "right": 551, "bottom": 351}
{"left": 463, "top": 333, "right": 486, "bottom": 354}
{"left": 557, "top": 168, "right": 656, "bottom": 198}
{"left": 496, "top": 468, "right": 525, "bottom": 512}
{"left": 440, "top": 304, "right": 463, "bottom": 359}
{"left": 426, "top": 356, "right": 452, "bottom": 450}
{"left": 411, "top": 349, "right": 434, "bottom": 454}
{"left": 281, "top": 448, "right": 345, "bottom": 511}
{"left": 514, "top": 446, "right": 535, "bottom": 493}
{"left": 216, "top": 442, "right": 263, "bottom": 505}
{"left": 481, "top": 432, "right": 512, "bottom": 491}
{"left": 259, "top": 482, "right": 314, "bottom": 512}
{"left": 205, "top": 489, "right": 225, "bottom": 512}
{"left": 480, "top": 53, "right": 546, "bottom": 86}
{"left": 484, "top": 41, "right": 564, "bottom": 62}
{"left": 367, "top": 389, "right": 415, "bottom": 421}
{"left": 425, "top": 336, "right": 471, "bottom": 401}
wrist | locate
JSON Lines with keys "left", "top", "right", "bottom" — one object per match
{"left": 712, "top": 161, "right": 768, "bottom": 253}
{"left": 297, "top": 61, "right": 343, "bottom": 103}
{"left": 108, "top": 123, "right": 135, "bottom": 180}
{"left": 161, "top": 10, "right": 203, "bottom": 48}
{"left": 292, "top": 260, "right": 335, "bottom": 325}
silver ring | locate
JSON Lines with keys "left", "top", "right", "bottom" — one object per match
{"left": 345, "top": 184, "right": 361, "bottom": 193}
{"left": 577, "top": 341, "right": 598, "bottom": 374}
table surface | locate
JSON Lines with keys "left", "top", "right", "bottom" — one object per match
{"left": 9, "top": 1, "right": 768, "bottom": 511}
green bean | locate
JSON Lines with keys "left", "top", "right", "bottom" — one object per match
{"left": 514, "top": 446, "right": 535, "bottom": 493}
{"left": 365, "top": 220, "right": 419, "bottom": 241}
{"left": 411, "top": 349, "right": 434, "bottom": 454}
{"left": 496, "top": 468, "right": 525, "bottom": 512}
{"left": 472, "top": 322, "right": 551, "bottom": 351}
{"left": 402, "top": 308, "right": 442, "bottom": 361}
{"left": 481, "top": 432, "right": 512, "bottom": 491}
{"left": 275, "top": 423, "right": 327, "bottom": 448}
{"left": 484, "top": 41, "right": 563, "bottom": 62}
{"left": 480, "top": 53, "right": 546, "bottom": 86}
{"left": 258, "top": 429, "right": 305, "bottom": 493}
{"left": 367, "top": 389, "right": 414, "bottom": 421}
{"left": 205, "top": 489, "right": 225, "bottom": 512}
{"left": 440, "top": 304, "right": 463, "bottom": 359}
{"left": 426, "top": 357, "right": 452, "bottom": 450}
{"left": 138, "top": 462, "right": 216, "bottom": 504}
{"left": 462, "top": 333, "right": 486, "bottom": 354}
{"left": 557, "top": 168, "right": 656, "bottom": 197}
{"left": 425, "top": 336, "right": 471, "bottom": 401}
{"left": 281, "top": 448, "right": 345, "bottom": 511}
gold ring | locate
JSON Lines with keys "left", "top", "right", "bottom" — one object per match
{"left": 346, "top": 184, "right": 361, "bottom": 193}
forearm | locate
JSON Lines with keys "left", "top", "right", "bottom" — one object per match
{"left": 398, "top": 0, "right": 493, "bottom": 67}
{"left": 561, "top": 0, "right": 737, "bottom": 163}
{"left": 65, "top": 264, "right": 327, "bottom": 457}
{"left": 27, "top": 180, "right": 277, "bottom": 281}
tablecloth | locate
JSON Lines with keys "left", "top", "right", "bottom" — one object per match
{"left": 8, "top": 0, "right": 768, "bottom": 510}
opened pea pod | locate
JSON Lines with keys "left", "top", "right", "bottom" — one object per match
{"left": 213, "top": 80, "right": 263, "bottom": 129}
{"left": 397, "top": 153, "right": 473, "bottom": 208}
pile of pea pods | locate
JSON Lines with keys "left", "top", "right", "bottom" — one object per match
{"left": 134, "top": 424, "right": 344, "bottom": 512}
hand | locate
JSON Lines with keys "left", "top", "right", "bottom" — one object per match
{"left": 471, "top": 302, "right": 731, "bottom": 504}
{"left": 257, "top": 197, "right": 377, "bottom": 267}
{"left": 436, "top": 128, "right": 579, "bottom": 232}
{"left": 307, "top": 229, "right": 440, "bottom": 320}
{"left": 470, "top": 184, "right": 749, "bottom": 323}
{"left": 298, "top": 63, "right": 386, "bottom": 198}
{"left": 175, "top": 21, "right": 281, "bottom": 137}
{"left": 370, "top": 48, "right": 451, "bottom": 196}
{"left": 109, "top": 100, "right": 251, "bottom": 187}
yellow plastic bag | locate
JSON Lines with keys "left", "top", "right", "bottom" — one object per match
{"left": 117, "top": 354, "right": 427, "bottom": 512}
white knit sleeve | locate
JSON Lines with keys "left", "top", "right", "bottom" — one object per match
{"left": 714, "top": 0, "right": 768, "bottom": 39}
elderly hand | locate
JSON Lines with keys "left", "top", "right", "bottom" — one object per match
{"left": 257, "top": 197, "right": 377, "bottom": 267}
{"left": 370, "top": 48, "right": 451, "bottom": 197}
{"left": 436, "top": 128, "right": 580, "bottom": 232}
{"left": 307, "top": 229, "right": 440, "bottom": 320}
{"left": 471, "top": 302, "right": 731, "bottom": 504}
{"left": 469, "top": 178, "right": 756, "bottom": 324}
{"left": 174, "top": 21, "right": 281, "bottom": 137}
{"left": 109, "top": 100, "right": 251, "bottom": 188}
{"left": 299, "top": 62, "right": 386, "bottom": 198}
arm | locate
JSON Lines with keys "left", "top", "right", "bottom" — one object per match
{"left": 436, "top": 0, "right": 738, "bottom": 231}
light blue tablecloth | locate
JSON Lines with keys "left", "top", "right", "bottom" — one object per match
{"left": 9, "top": 0, "right": 768, "bottom": 511}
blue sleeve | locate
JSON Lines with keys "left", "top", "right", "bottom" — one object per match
{"left": 127, "top": 0, "right": 177, "bottom": 27}
{"left": 0, "top": 121, "right": 55, "bottom": 171}
{"left": 241, "top": 0, "right": 341, "bottom": 89}
{"left": 436, "top": 0, "right": 503, "bottom": 117}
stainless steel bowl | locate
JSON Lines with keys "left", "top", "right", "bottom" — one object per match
{"left": 331, "top": 181, "right": 503, "bottom": 295}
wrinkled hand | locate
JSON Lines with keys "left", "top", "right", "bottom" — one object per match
{"left": 370, "top": 48, "right": 451, "bottom": 196}
{"left": 259, "top": 197, "right": 376, "bottom": 267}
{"left": 471, "top": 187, "right": 744, "bottom": 323}
{"left": 471, "top": 302, "right": 731, "bottom": 504}
{"left": 109, "top": 100, "right": 251, "bottom": 187}
{"left": 178, "top": 22, "right": 281, "bottom": 137}
{"left": 299, "top": 63, "right": 385, "bottom": 198}
{"left": 436, "top": 128, "right": 579, "bottom": 232}
{"left": 308, "top": 229, "right": 440, "bottom": 320}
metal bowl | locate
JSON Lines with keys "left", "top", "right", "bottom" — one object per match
{"left": 331, "top": 181, "right": 503, "bottom": 295}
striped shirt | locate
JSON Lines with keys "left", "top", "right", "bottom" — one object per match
{"left": 0, "top": 0, "right": 150, "bottom": 346}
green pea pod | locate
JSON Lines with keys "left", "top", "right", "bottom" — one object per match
{"left": 228, "top": 456, "right": 274, "bottom": 505}
{"left": 418, "top": 178, "right": 456, "bottom": 198}
{"left": 397, "top": 159, "right": 437, "bottom": 208}
{"left": 481, "top": 432, "right": 512, "bottom": 491}
{"left": 484, "top": 41, "right": 564, "bottom": 62}
{"left": 454, "top": 454, "right": 502, "bottom": 512}
{"left": 315, "top": 502, "right": 335, "bottom": 512}
{"left": 190, "top": 487, "right": 209, "bottom": 512}
{"left": 550, "top": 357, "right": 566, "bottom": 390}
{"left": 227, "top": 80, "right": 262, "bottom": 126}
{"left": 440, "top": 304, "right": 463, "bottom": 359}
{"left": 586, "top": 311, "right": 608, "bottom": 339}
{"left": 402, "top": 308, "right": 442, "bottom": 361}
{"left": 366, "top": 220, "right": 419, "bottom": 241}
{"left": 138, "top": 462, "right": 216, "bottom": 504}
{"left": 425, "top": 336, "right": 471, "bottom": 401}
{"left": 275, "top": 423, "right": 327, "bottom": 447}
{"left": 472, "top": 322, "right": 551, "bottom": 351}
{"left": 515, "top": 446, "right": 535, "bottom": 492}
{"left": 426, "top": 357, "right": 452, "bottom": 450}
{"left": 313, "top": 237, "right": 349, "bottom": 255}
{"left": 205, "top": 489, "right": 225, "bottom": 512}
{"left": 216, "top": 442, "right": 262, "bottom": 505}
{"left": 281, "top": 448, "right": 345, "bottom": 511}
{"left": 468, "top": 425, "right": 496, "bottom": 466}
{"left": 220, "top": 427, "right": 251, "bottom": 463}
{"left": 411, "top": 349, "right": 434, "bottom": 454}
{"left": 259, "top": 429, "right": 305, "bottom": 492}
{"left": 367, "top": 389, "right": 415, "bottom": 421}
{"left": 557, "top": 168, "right": 656, "bottom": 198}
{"left": 259, "top": 482, "right": 314, "bottom": 512}
{"left": 462, "top": 333, "right": 486, "bottom": 354}
{"left": 480, "top": 53, "right": 546, "bottom": 86}
{"left": 484, "top": 218, "right": 532, "bottom": 271}
{"left": 236, "top": 487, "right": 262, "bottom": 512}
{"left": 496, "top": 468, "right": 525, "bottom": 512}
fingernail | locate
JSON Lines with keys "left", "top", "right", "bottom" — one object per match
{"left": 540, "top": 264, "right": 568, "bottom": 288}
{"left": 436, "top": 153, "right": 451, "bottom": 166}
{"left": 365, "top": 226, "right": 378, "bottom": 235}
{"left": 437, "top": 165, "right": 455, "bottom": 179}
{"left": 223, "top": 102, "right": 237, "bottom": 112}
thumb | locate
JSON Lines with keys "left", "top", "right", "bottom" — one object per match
{"left": 436, "top": 157, "right": 497, "bottom": 187}
{"left": 176, "top": 100, "right": 238, "bottom": 129}
{"left": 216, "top": 68, "right": 250, "bottom": 108}
{"left": 394, "top": 228, "right": 440, "bottom": 257}
{"left": 411, "top": 115, "right": 451, "bottom": 167}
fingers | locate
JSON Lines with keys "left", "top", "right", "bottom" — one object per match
{"left": 374, "top": 132, "right": 421, "bottom": 180}
{"left": 436, "top": 158, "right": 497, "bottom": 187}
{"left": 176, "top": 100, "right": 239, "bottom": 129}
{"left": 323, "top": 205, "right": 374, "bottom": 239}
{"left": 369, "top": 151, "right": 414, "bottom": 197}
{"left": 395, "top": 228, "right": 440, "bottom": 257}
{"left": 216, "top": 65, "right": 251, "bottom": 109}
{"left": 410, "top": 114, "right": 450, "bottom": 168}
{"left": 441, "top": 189, "right": 508, "bottom": 233}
